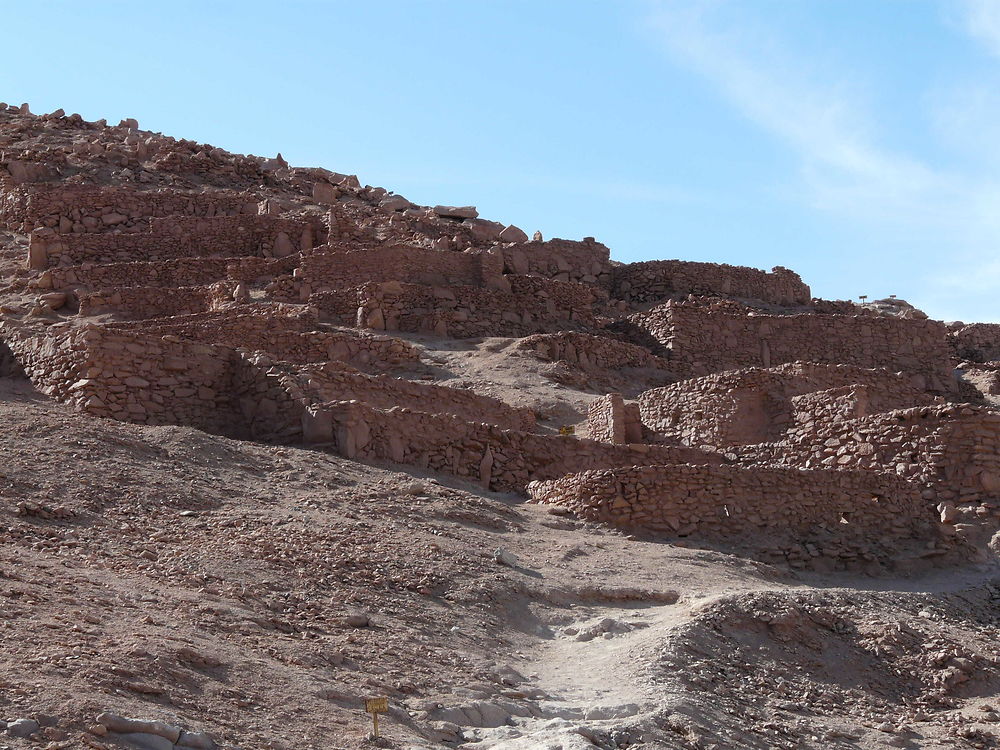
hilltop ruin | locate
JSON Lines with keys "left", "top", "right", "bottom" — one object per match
{"left": 1, "top": 102, "right": 998, "bottom": 577}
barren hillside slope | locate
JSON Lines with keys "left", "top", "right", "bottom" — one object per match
{"left": 1, "top": 102, "right": 1000, "bottom": 749}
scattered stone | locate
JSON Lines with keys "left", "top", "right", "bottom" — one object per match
{"left": 433, "top": 205, "right": 478, "bottom": 219}
{"left": 6, "top": 718, "right": 39, "bottom": 737}
{"left": 344, "top": 612, "right": 370, "bottom": 627}
{"left": 493, "top": 547, "right": 519, "bottom": 567}
{"left": 498, "top": 225, "right": 528, "bottom": 243}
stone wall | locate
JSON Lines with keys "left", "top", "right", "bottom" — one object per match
{"left": 0, "top": 184, "right": 257, "bottom": 233}
{"left": 638, "top": 362, "right": 939, "bottom": 449}
{"left": 513, "top": 332, "right": 669, "bottom": 372}
{"left": 78, "top": 282, "right": 238, "bottom": 319}
{"left": 788, "top": 384, "right": 927, "bottom": 430}
{"left": 47, "top": 257, "right": 230, "bottom": 290}
{"left": 28, "top": 214, "right": 319, "bottom": 269}
{"left": 612, "top": 260, "right": 810, "bottom": 307}
{"left": 962, "top": 364, "right": 1000, "bottom": 397}
{"left": 739, "top": 404, "right": 1000, "bottom": 507}
{"left": 266, "top": 244, "right": 506, "bottom": 302}
{"left": 526, "top": 464, "right": 950, "bottom": 568}
{"left": 231, "top": 353, "right": 313, "bottom": 443}
{"left": 102, "top": 309, "right": 419, "bottom": 369}
{"left": 306, "top": 399, "right": 721, "bottom": 493}
{"left": 585, "top": 393, "right": 644, "bottom": 444}
{"left": 950, "top": 323, "right": 1000, "bottom": 363}
{"left": 635, "top": 300, "right": 954, "bottom": 391}
{"left": 291, "top": 361, "right": 535, "bottom": 432}
{"left": 501, "top": 238, "right": 612, "bottom": 286}
{"left": 41, "top": 254, "right": 299, "bottom": 291}
{"left": 323, "top": 275, "right": 603, "bottom": 339}
{"left": 4, "top": 324, "right": 247, "bottom": 436}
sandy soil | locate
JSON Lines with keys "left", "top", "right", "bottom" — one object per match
{"left": 0, "top": 375, "right": 998, "bottom": 749}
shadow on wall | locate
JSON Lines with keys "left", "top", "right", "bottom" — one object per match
{"left": 0, "top": 340, "right": 26, "bottom": 378}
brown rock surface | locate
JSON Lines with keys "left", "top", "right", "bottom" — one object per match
{"left": 0, "top": 103, "right": 1000, "bottom": 749}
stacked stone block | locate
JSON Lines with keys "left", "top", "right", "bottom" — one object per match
{"left": 613, "top": 260, "right": 810, "bottom": 307}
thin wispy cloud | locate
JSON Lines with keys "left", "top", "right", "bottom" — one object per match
{"left": 641, "top": 0, "right": 1000, "bottom": 322}
{"left": 957, "top": 0, "right": 1000, "bottom": 57}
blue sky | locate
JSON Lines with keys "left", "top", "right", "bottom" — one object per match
{"left": 3, "top": 1, "right": 1000, "bottom": 322}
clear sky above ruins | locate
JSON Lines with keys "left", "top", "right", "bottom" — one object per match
{"left": 4, "top": 1, "right": 1000, "bottom": 322}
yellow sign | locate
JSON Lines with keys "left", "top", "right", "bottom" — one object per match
{"left": 558, "top": 425, "right": 575, "bottom": 436}
{"left": 365, "top": 697, "right": 388, "bottom": 737}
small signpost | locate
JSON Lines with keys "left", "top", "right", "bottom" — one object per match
{"left": 365, "top": 696, "right": 388, "bottom": 738}
{"left": 558, "top": 425, "right": 575, "bottom": 436}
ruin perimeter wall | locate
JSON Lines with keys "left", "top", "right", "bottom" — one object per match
{"left": 43, "top": 254, "right": 300, "bottom": 291}
{"left": 4, "top": 324, "right": 249, "bottom": 436}
{"left": 501, "top": 238, "right": 612, "bottom": 287}
{"left": 292, "top": 361, "right": 535, "bottom": 432}
{"left": 305, "top": 399, "right": 721, "bottom": 494}
{"left": 29, "top": 214, "right": 319, "bottom": 269}
{"left": 78, "top": 282, "right": 238, "bottom": 319}
{"left": 513, "top": 332, "right": 670, "bottom": 372}
{"left": 0, "top": 184, "right": 258, "bottom": 233}
{"left": 316, "top": 275, "right": 604, "bottom": 339}
{"left": 101, "top": 309, "right": 419, "bottom": 369}
{"left": 950, "top": 323, "right": 1000, "bottom": 363}
{"left": 267, "top": 245, "right": 506, "bottom": 302}
{"left": 738, "top": 404, "right": 1000, "bottom": 507}
{"left": 526, "top": 464, "right": 952, "bottom": 567}
{"left": 637, "top": 362, "right": 939, "bottom": 449}
{"left": 635, "top": 300, "right": 954, "bottom": 392}
{"left": 613, "top": 260, "right": 810, "bottom": 307}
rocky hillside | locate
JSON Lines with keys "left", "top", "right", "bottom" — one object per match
{"left": 2, "top": 101, "right": 1000, "bottom": 749}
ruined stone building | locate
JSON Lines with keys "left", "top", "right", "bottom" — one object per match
{"left": 2, "top": 101, "right": 999, "bottom": 574}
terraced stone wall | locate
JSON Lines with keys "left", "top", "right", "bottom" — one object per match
{"left": 78, "top": 282, "right": 238, "bottom": 319}
{"left": 514, "top": 332, "right": 669, "bottom": 372}
{"left": 28, "top": 214, "right": 318, "bottom": 269}
{"left": 43, "top": 255, "right": 299, "bottom": 291}
{"left": 501, "top": 238, "right": 612, "bottom": 286}
{"left": 103, "top": 309, "right": 420, "bottom": 369}
{"left": 328, "top": 275, "right": 603, "bottom": 339}
{"left": 309, "top": 399, "right": 721, "bottom": 493}
{"left": 740, "top": 405, "right": 1000, "bottom": 506}
{"left": 613, "top": 260, "right": 810, "bottom": 307}
{"left": 636, "top": 300, "right": 954, "bottom": 392}
{"left": 526, "top": 464, "right": 950, "bottom": 567}
{"left": 291, "top": 361, "right": 535, "bottom": 432}
{"left": 950, "top": 323, "right": 1000, "bottom": 363}
{"left": 3, "top": 325, "right": 247, "bottom": 435}
{"left": 0, "top": 184, "right": 256, "bottom": 233}
{"left": 638, "top": 363, "right": 939, "bottom": 449}
{"left": 266, "top": 245, "right": 506, "bottom": 302}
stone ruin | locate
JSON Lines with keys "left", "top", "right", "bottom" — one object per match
{"left": 1, "top": 102, "right": 998, "bottom": 572}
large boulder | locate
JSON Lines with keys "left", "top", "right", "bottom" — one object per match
{"left": 433, "top": 205, "right": 478, "bottom": 220}
{"left": 499, "top": 224, "right": 528, "bottom": 243}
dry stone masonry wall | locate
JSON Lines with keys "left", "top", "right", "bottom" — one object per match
{"left": 266, "top": 244, "right": 506, "bottom": 302}
{"left": 514, "top": 332, "right": 671, "bottom": 372}
{"left": 291, "top": 361, "right": 535, "bottom": 432}
{"left": 637, "top": 362, "right": 940, "bottom": 449}
{"left": 613, "top": 260, "right": 810, "bottom": 307}
{"left": 1, "top": 184, "right": 256, "bottom": 233}
{"left": 739, "top": 404, "right": 1000, "bottom": 508}
{"left": 527, "top": 464, "right": 958, "bottom": 570}
{"left": 306, "top": 399, "right": 720, "bottom": 493}
{"left": 3, "top": 105, "right": 996, "bottom": 570}
{"left": 29, "top": 213, "right": 320, "bottom": 269}
{"left": 635, "top": 300, "right": 955, "bottom": 392}
{"left": 950, "top": 323, "right": 1000, "bottom": 363}
{"left": 501, "top": 238, "right": 612, "bottom": 286}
